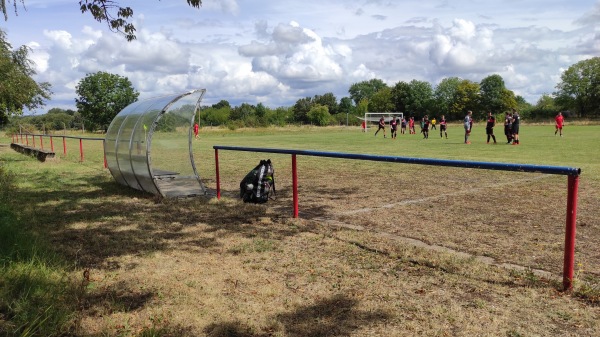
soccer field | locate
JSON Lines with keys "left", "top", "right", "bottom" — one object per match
{"left": 1, "top": 123, "right": 599, "bottom": 336}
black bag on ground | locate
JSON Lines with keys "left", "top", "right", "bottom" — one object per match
{"left": 239, "top": 159, "right": 276, "bottom": 203}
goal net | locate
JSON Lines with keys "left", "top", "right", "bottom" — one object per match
{"left": 359, "top": 112, "right": 404, "bottom": 131}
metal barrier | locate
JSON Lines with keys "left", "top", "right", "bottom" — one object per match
{"left": 213, "top": 145, "right": 581, "bottom": 290}
{"left": 12, "top": 133, "right": 107, "bottom": 168}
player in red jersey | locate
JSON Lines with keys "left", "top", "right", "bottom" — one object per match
{"left": 555, "top": 112, "right": 564, "bottom": 137}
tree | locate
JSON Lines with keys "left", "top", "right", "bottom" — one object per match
{"left": 367, "top": 87, "right": 394, "bottom": 112}
{"left": 479, "top": 74, "right": 516, "bottom": 113}
{"left": 1, "top": 1, "right": 202, "bottom": 41}
{"left": 554, "top": 57, "right": 600, "bottom": 117}
{"left": 292, "top": 97, "right": 312, "bottom": 123}
{"left": 433, "top": 77, "right": 461, "bottom": 119}
{"left": 338, "top": 97, "right": 354, "bottom": 116}
{"left": 450, "top": 79, "right": 480, "bottom": 119}
{"left": 75, "top": 71, "right": 139, "bottom": 131}
{"left": 405, "top": 80, "right": 434, "bottom": 115}
{"left": 348, "top": 79, "right": 387, "bottom": 105}
{"left": 313, "top": 93, "right": 338, "bottom": 114}
{"left": 307, "top": 104, "right": 330, "bottom": 126}
{"left": 0, "top": 28, "right": 52, "bottom": 118}
{"left": 390, "top": 81, "right": 410, "bottom": 113}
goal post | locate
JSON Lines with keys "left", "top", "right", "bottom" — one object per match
{"left": 361, "top": 112, "right": 403, "bottom": 132}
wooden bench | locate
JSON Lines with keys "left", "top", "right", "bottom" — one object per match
{"left": 10, "top": 143, "right": 56, "bottom": 162}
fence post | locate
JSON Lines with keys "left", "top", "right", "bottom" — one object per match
{"left": 26, "top": 134, "right": 29, "bottom": 146}
{"left": 103, "top": 139, "right": 108, "bottom": 169}
{"left": 563, "top": 175, "right": 579, "bottom": 291}
{"left": 63, "top": 137, "right": 67, "bottom": 157}
{"left": 40, "top": 135, "right": 43, "bottom": 150}
{"left": 215, "top": 149, "right": 221, "bottom": 199}
{"left": 292, "top": 154, "right": 298, "bottom": 218}
{"left": 79, "top": 138, "right": 84, "bottom": 162}
{"left": 50, "top": 136, "right": 54, "bottom": 152}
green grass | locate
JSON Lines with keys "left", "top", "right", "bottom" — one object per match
{"left": 1, "top": 123, "right": 599, "bottom": 336}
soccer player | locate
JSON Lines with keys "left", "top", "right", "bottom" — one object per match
{"left": 555, "top": 112, "right": 564, "bottom": 137}
{"left": 439, "top": 115, "right": 448, "bottom": 138}
{"left": 390, "top": 116, "right": 398, "bottom": 139}
{"left": 409, "top": 117, "right": 416, "bottom": 134}
{"left": 511, "top": 108, "right": 520, "bottom": 145}
{"left": 485, "top": 111, "right": 497, "bottom": 144}
{"left": 194, "top": 122, "right": 199, "bottom": 139}
{"left": 431, "top": 117, "right": 437, "bottom": 130}
{"left": 423, "top": 115, "right": 430, "bottom": 139}
{"left": 400, "top": 117, "right": 407, "bottom": 134}
{"left": 375, "top": 116, "right": 386, "bottom": 138}
{"left": 464, "top": 110, "right": 473, "bottom": 144}
{"left": 504, "top": 111, "right": 513, "bottom": 144}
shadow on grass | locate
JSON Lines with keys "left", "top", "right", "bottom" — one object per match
{"left": 11, "top": 169, "right": 324, "bottom": 269}
{"left": 204, "top": 293, "right": 390, "bottom": 337}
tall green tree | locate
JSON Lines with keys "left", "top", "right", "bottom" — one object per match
{"left": 405, "top": 80, "right": 434, "bottom": 115}
{"left": 0, "top": 28, "right": 51, "bottom": 119}
{"left": 390, "top": 81, "right": 410, "bottom": 113}
{"left": 479, "top": 74, "right": 516, "bottom": 113}
{"left": 75, "top": 71, "right": 139, "bottom": 131}
{"left": 348, "top": 79, "right": 387, "bottom": 105}
{"left": 450, "top": 79, "right": 480, "bottom": 119}
{"left": 313, "top": 92, "right": 338, "bottom": 114}
{"left": 367, "top": 87, "right": 394, "bottom": 112}
{"left": 433, "top": 77, "right": 461, "bottom": 119}
{"left": 1, "top": 1, "right": 202, "bottom": 41}
{"left": 554, "top": 57, "right": 600, "bottom": 117}
{"left": 292, "top": 97, "right": 312, "bottom": 123}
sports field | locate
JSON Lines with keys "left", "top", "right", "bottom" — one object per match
{"left": 1, "top": 122, "right": 599, "bottom": 336}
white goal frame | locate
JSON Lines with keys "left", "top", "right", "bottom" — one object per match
{"left": 361, "top": 112, "right": 403, "bottom": 132}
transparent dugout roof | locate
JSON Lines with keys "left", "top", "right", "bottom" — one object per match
{"left": 105, "top": 89, "right": 206, "bottom": 198}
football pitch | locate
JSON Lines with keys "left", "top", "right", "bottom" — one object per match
{"left": 1, "top": 123, "right": 599, "bottom": 336}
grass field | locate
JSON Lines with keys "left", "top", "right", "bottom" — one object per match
{"left": 1, "top": 122, "right": 600, "bottom": 336}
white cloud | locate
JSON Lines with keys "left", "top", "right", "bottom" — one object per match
{"left": 3, "top": 0, "right": 599, "bottom": 110}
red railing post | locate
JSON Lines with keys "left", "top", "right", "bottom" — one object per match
{"left": 79, "top": 138, "right": 84, "bottom": 162}
{"left": 292, "top": 154, "right": 298, "bottom": 218}
{"left": 26, "top": 134, "right": 29, "bottom": 146}
{"left": 62, "top": 137, "right": 67, "bottom": 157}
{"left": 103, "top": 140, "right": 108, "bottom": 169}
{"left": 50, "top": 136, "right": 54, "bottom": 152}
{"left": 215, "top": 149, "right": 221, "bottom": 199}
{"left": 40, "top": 135, "right": 43, "bottom": 150}
{"left": 563, "top": 175, "right": 579, "bottom": 290}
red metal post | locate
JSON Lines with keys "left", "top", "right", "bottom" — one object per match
{"left": 62, "top": 137, "right": 67, "bottom": 156}
{"left": 103, "top": 140, "right": 107, "bottom": 169}
{"left": 40, "top": 135, "right": 43, "bottom": 150}
{"left": 563, "top": 175, "right": 579, "bottom": 290}
{"left": 50, "top": 136, "right": 54, "bottom": 152}
{"left": 26, "top": 134, "right": 29, "bottom": 146}
{"left": 292, "top": 154, "right": 298, "bottom": 218}
{"left": 20, "top": 133, "right": 23, "bottom": 143}
{"left": 79, "top": 138, "right": 84, "bottom": 162}
{"left": 215, "top": 149, "right": 221, "bottom": 199}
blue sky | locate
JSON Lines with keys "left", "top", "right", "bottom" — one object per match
{"left": 2, "top": 0, "right": 599, "bottom": 113}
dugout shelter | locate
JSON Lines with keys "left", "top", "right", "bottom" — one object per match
{"left": 105, "top": 89, "right": 206, "bottom": 198}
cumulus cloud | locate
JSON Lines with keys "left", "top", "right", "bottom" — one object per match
{"left": 239, "top": 21, "right": 343, "bottom": 86}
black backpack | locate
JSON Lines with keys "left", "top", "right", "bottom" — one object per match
{"left": 239, "top": 159, "right": 276, "bottom": 203}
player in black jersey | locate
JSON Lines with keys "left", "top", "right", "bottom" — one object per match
{"left": 485, "top": 111, "right": 497, "bottom": 144}
{"left": 511, "top": 108, "right": 520, "bottom": 145}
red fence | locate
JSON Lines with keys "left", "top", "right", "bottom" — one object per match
{"left": 11, "top": 133, "right": 107, "bottom": 168}
{"left": 213, "top": 145, "right": 581, "bottom": 291}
